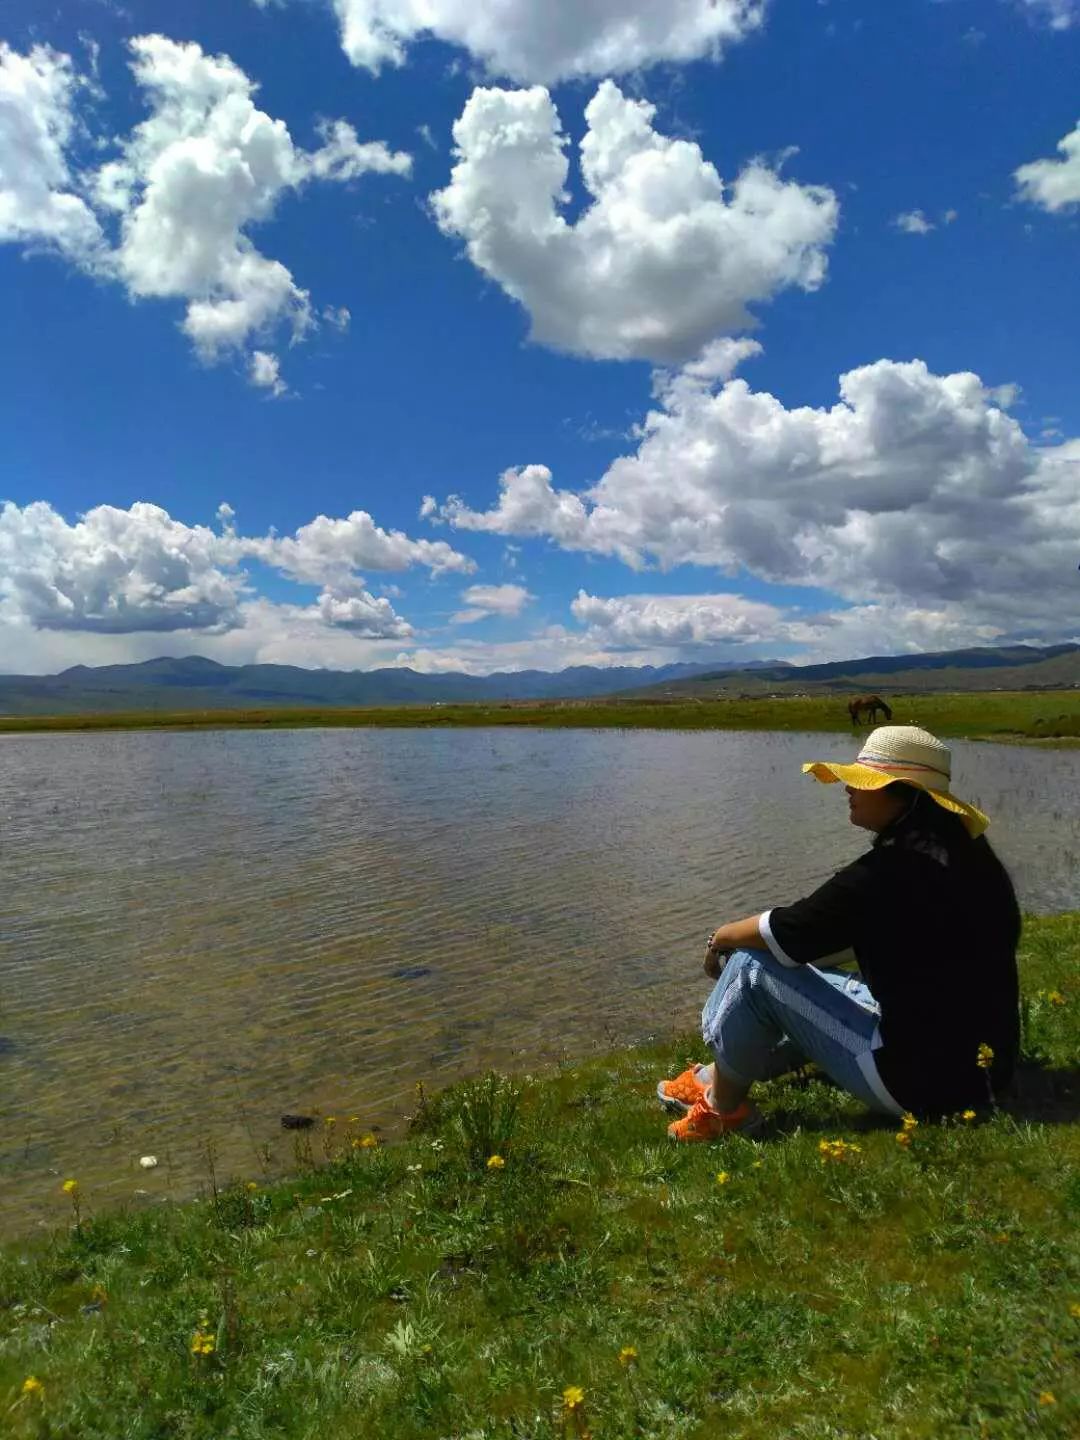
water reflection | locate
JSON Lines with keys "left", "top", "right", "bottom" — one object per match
{"left": 1, "top": 727, "right": 1078, "bottom": 1233}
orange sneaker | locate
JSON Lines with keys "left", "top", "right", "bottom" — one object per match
{"left": 666, "top": 1095, "right": 763, "bottom": 1143}
{"left": 656, "top": 1064, "right": 710, "bottom": 1115}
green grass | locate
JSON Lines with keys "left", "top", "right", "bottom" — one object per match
{"left": 3, "top": 688, "right": 1080, "bottom": 741}
{"left": 2, "top": 914, "right": 1078, "bottom": 1438}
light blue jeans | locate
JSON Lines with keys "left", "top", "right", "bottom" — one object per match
{"left": 701, "top": 948, "right": 904, "bottom": 1116}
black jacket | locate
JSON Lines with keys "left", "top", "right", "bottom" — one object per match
{"left": 764, "top": 796, "right": 1021, "bottom": 1114}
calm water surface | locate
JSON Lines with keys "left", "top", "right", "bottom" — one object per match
{"left": 2, "top": 727, "right": 1079, "bottom": 1233}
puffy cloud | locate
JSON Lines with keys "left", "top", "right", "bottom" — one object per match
{"left": 571, "top": 590, "right": 784, "bottom": 648}
{"left": 569, "top": 590, "right": 1012, "bottom": 659}
{"left": 1, "top": 37, "right": 410, "bottom": 386}
{"left": 249, "top": 510, "right": 474, "bottom": 587}
{"left": 0, "top": 42, "right": 105, "bottom": 258}
{"left": 1, "top": 499, "right": 474, "bottom": 639}
{"left": 452, "top": 582, "right": 534, "bottom": 623}
{"left": 893, "top": 209, "right": 934, "bottom": 235}
{"left": 331, "top": 0, "right": 764, "bottom": 84}
{"left": 315, "top": 584, "right": 413, "bottom": 637}
{"left": 305, "top": 118, "right": 413, "bottom": 181}
{"left": 439, "top": 357, "right": 1080, "bottom": 639}
{"left": 0, "top": 500, "right": 246, "bottom": 633}
{"left": 94, "top": 35, "right": 411, "bottom": 367}
{"left": 681, "top": 338, "right": 763, "bottom": 383}
{"left": 1015, "top": 117, "right": 1080, "bottom": 212}
{"left": 250, "top": 350, "right": 286, "bottom": 395}
{"left": 431, "top": 81, "right": 838, "bottom": 364}
{"left": 441, "top": 465, "right": 590, "bottom": 545}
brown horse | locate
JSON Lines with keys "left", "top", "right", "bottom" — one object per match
{"left": 848, "top": 694, "right": 892, "bottom": 726}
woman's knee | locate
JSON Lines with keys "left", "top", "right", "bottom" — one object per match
{"left": 723, "top": 947, "right": 774, "bottom": 978}
{"left": 701, "top": 948, "right": 770, "bottom": 1043}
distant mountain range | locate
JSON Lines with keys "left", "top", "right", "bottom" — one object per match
{"left": 623, "top": 642, "right": 1080, "bottom": 699}
{"left": 0, "top": 643, "right": 1077, "bottom": 716}
{"left": 0, "top": 654, "right": 775, "bottom": 716}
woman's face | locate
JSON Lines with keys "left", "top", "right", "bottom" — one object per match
{"left": 845, "top": 783, "right": 909, "bottom": 833}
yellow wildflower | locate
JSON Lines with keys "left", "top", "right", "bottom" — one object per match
{"left": 894, "top": 1132, "right": 911, "bottom": 1148}
{"left": 993, "top": 1231, "right": 1010, "bottom": 1244}
{"left": 818, "top": 1138, "right": 861, "bottom": 1162}
{"left": 752, "top": 1158, "right": 764, "bottom": 1169}
{"left": 1070, "top": 1302, "right": 1080, "bottom": 1319}
{"left": 486, "top": 1154, "right": 506, "bottom": 1170}
{"left": 61, "top": 1179, "right": 78, "bottom": 1194}
{"left": 961, "top": 1109, "right": 976, "bottom": 1123}
{"left": 1047, "top": 990, "right": 1066, "bottom": 1006}
{"left": 715, "top": 1170, "right": 730, "bottom": 1186}
{"left": 245, "top": 1181, "right": 258, "bottom": 1193}
{"left": 324, "top": 1116, "right": 336, "bottom": 1127}
{"left": 21, "top": 1377, "right": 44, "bottom": 1397}
{"left": 618, "top": 1346, "right": 638, "bottom": 1367}
{"left": 562, "top": 1386, "right": 585, "bottom": 1411}
{"left": 901, "top": 1113, "right": 918, "bottom": 1132}
{"left": 358, "top": 1133, "right": 378, "bottom": 1149}
{"left": 976, "top": 1043, "right": 994, "bottom": 1069}
{"left": 348, "top": 1115, "right": 359, "bottom": 1123}
{"left": 191, "top": 1328, "right": 216, "bottom": 1357}
{"left": 1037, "top": 1391, "right": 1056, "bottom": 1406}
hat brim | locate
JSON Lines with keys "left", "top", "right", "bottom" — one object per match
{"left": 802, "top": 761, "right": 989, "bottom": 838}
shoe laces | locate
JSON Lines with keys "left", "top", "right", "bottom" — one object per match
{"left": 685, "top": 1094, "right": 720, "bottom": 1128}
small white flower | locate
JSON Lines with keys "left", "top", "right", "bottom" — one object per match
{"left": 406, "top": 1163, "right": 422, "bottom": 1173}
{"left": 138, "top": 1155, "right": 158, "bottom": 1170}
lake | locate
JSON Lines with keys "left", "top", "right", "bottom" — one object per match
{"left": 2, "top": 726, "right": 1078, "bottom": 1233}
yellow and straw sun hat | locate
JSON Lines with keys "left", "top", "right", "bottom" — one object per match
{"left": 803, "top": 725, "right": 989, "bottom": 838}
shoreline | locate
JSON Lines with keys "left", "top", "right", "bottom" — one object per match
{"left": 1, "top": 910, "right": 1076, "bottom": 1436}
{"left": 2, "top": 688, "right": 1080, "bottom": 742}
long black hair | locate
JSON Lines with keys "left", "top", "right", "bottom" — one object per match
{"left": 881, "top": 783, "right": 1021, "bottom": 947}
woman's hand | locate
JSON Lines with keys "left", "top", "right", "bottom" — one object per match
{"left": 704, "top": 928, "right": 733, "bottom": 979}
{"left": 703, "top": 915, "right": 765, "bottom": 977}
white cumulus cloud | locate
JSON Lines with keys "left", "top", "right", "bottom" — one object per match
{"left": 0, "top": 42, "right": 105, "bottom": 259}
{"left": 0, "top": 500, "right": 247, "bottom": 633}
{"left": 571, "top": 590, "right": 784, "bottom": 648}
{"left": 0, "top": 37, "right": 411, "bottom": 387}
{"left": 438, "top": 357, "right": 1080, "bottom": 641}
{"left": 1015, "top": 117, "right": 1080, "bottom": 212}
{"left": 568, "top": 590, "right": 1014, "bottom": 660}
{"left": 452, "top": 582, "right": 534, "bottom": 623}
{"left": 331, "top": 0, "right": 764, "bottom": 84}
{"left": 431, "top": 81, "right": 838, "bottom": 365}
{"left": 94, "top": 35, "right": 412, "bottom": 367}
{"left": 250, "top": 350, "right": 287, "bottom": 395}
{"left": 569, "top": 590, "right": 1017, "bottom": 659}
{"left": 249, "top": 510, "right": 475, "bottom": 587}
{"left": 315, "top": 583, "right": 413, "bottom": 637}
{"left": 0, "top": 499, "right": 475, "bottom": 640}
{"left": 893, "top": 209, "right": 934, "bottom": 235}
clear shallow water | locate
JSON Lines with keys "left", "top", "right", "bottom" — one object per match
{"left": 1, "top": 727, "right": 1078, "bottom": 1234}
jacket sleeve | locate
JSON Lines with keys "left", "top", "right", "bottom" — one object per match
{"left": 760, "top": 858, "right": 876, "bottom": 967}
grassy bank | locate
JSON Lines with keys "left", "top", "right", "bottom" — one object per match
{"left": 2, "top": 917, "right": 1077, "bottom": 1438}
{"left": 3, "top": 688, "right": 1080, "bottom": 741}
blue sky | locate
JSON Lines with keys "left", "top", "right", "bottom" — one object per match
{"left": 1, "top": 0, "right": 1078, "bottom": 674}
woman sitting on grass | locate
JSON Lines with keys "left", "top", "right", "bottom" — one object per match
{"left": 660, "top": 725, "right": 1021, "bottom": 1142}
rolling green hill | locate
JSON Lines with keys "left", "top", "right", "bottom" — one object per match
{"left": 621, "top": 642, "right": 1080, "bottom": 700}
